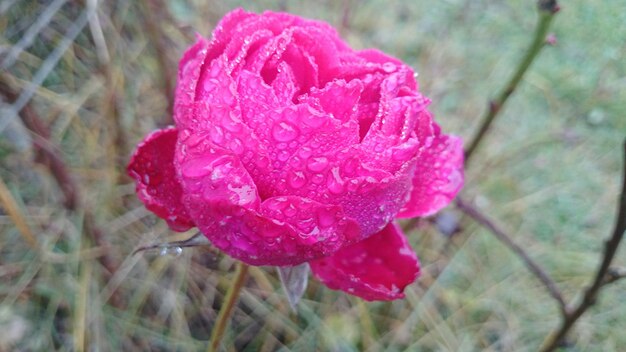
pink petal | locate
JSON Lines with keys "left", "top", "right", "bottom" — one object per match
{"left": 176, "top": 138, "right": 262, "bottom": 210}
{"left": 127, "top": 127, "right": 194, "bottom": 231}
{"left": 301, "top": 79, "right": 363, "bottom": 123}
{"left": 176, "top": 56, "right": 275, "bottom": 199}
{"left": 182, "top": 194, "right": 361, "bottom": 266}
{"left": 397, "top": 131, "right": 464, "bottom": 218}
{"left": 175, "top": 125, "right": 362, "bottom": 265}
{"left": 174, "top": 35, "right": 209, "bottom": 112}
{"left": 309, "top": 223, "right": 420, "bottom": 301}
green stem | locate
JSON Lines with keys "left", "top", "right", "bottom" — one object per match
{"left": 207, "top": 262, "right": 249, "bottom": 352}
{"left": 464, "top": 1, "right": 559, "bottom": 165}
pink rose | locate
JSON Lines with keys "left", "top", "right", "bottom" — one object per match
{"left": 128, "top": 9, "right": 464, "bottom": 301}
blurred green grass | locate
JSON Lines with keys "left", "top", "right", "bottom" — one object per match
{"left": 0, "top": 0, "right": 625, "bottom": 351}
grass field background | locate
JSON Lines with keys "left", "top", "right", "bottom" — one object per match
{"left": 1, "top": 0, "right": 625, "bottom": 350}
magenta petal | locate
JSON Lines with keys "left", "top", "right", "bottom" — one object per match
{"left": 183, "top": 196, "right": 360, "bottom": 266}
{"left": 127, "top": 127, "right": 194, "bottom": 231}
{"left": 309, "top": 223, "right": 420, "bottom": 301}
{"left": 397, "top": 132, "right": 464, "bottom": 218}
{"left": 174, "top": 36, "right": 209, "bottom": 114}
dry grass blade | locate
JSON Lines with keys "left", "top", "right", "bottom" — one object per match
{"left": 0, "top": 6, "right": 93, "bottom": 133}
{"left": 0, "top": 176, "right": 38, "bottom": 249}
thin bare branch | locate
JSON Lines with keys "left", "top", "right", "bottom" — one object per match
{"left": 464, "top": 1, "right": 560, "bottom": 165}
{"left": 602, "top": 267, "right": 626, "bottom": 286}
{"left": 540, "top": 137, "right": 626, "bottom": 351}
{"left": 456, "top": 197, "right": 567, "bottom": 312}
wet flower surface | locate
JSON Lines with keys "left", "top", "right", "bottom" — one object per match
{"left": 128, "top": 8, "right": 464, "bottom": 300}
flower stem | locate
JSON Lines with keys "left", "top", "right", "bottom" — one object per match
{"left": 207, "top": 261, "right": 249, "bottom": 352}
{"left": 464, "top": 1, "right": 559, "bottom": 165}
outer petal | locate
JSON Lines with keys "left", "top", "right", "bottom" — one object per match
{"left": 309, "top": 223, "right": 420, "bottom": 301}
{"left": 397, "top": 131, "right": 464, "bottom": 218}
{"left": 182, "top": 195, "right": 361, "bottom": 266}
{"left": 176, "top": 129, "right": 361, "bottom": 265}
{"left": 127, "top": 127, "right": 194, "bottom": 231}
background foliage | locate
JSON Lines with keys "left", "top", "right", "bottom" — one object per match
{"left": 1, "top": 0, "right": 624, "bottom": 351}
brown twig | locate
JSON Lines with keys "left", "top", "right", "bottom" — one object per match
{"left": 456, "top": 197, "right": 567, "bottom": 313}
{"left": 540, "top": 138, "right": 626, "bottom": 351}
{"left": 464, "top": 0, "right": 560, "bottom": 165}
{"left": 602, "top": 267, "right": 626, "bottom": 285}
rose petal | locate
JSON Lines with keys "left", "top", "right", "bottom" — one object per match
{"left": 397, "top": 131, "right": 464, "bottom": 218}
{"left": 127, "top": 127, "right": 194, "bottom": 231}
{"left": 301, "top": 79, "right": 363, "bottom": 123}
{"left": 182, "top": 195, "right": 360, "bottom": 266}
{"left": 309, "top": 223, "right": 420, "bottom": 301}
{"left": 174, "top": 35, "right": 209, "bottom": 111}
{"left": 176, "top": 138, "right": 262, "bottom": 210}
{"left": 204, "top": 9, "right": 259, "bottom": 63}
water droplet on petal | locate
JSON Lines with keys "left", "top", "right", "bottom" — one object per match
{"left": 302, "top": 108, "right": 326, "bottom": 128}
{"left": 272, "top": 121, "right": 299, "bottom": 142}
{"left": 392, "top": 145, "right": 416, "bottom": 161}
{"left": 257, "top": 156, "right": 269, "bottom": 168}
{"left": 307, "top": 157, "right": 329, "bottom": 172}
{"left": 299, "top": 147, "right": 312, "bottom": 159}
{"left": 229, "top": 138, "right": 244, "bottom": 154}
{"left": 347, "top": 179, "right": 360, "bottom": 192}
{"left": 209, "top": 126, "right": 224, "bottom": 144}
{"left": 277, "top": 150, "right": 290, "bottom": 161}
{"left": 317, "top": 208, "right": 338, "bottom": 228}
{"left": 326, "top": 167, "right": 345, "bottom": 195}
{"left": 288, "top": 171, "right": 307, "bottom": 189}
{"left": 382, "top": 62, "right": 397, "bottom": 73}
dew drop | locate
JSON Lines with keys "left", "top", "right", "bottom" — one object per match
{"left": 382, "top": 62, "right": 397, "bottom": 73}
{"left": 272, "top": 121, "right": 299, "bottom": 142}
{"left": 298, "top": 147, "right": 312, "bottom": 159}
{"left": 343, "top": 157, "right": 360, "bottom": 175}
{"left": 222, "top": 111, "right": 242, "bottom": 133}
{"left": 182, "top": 157, "right": 218, "bottom": 178}
{"left": 284, "top": 205, "right": 297, "bottom": 217}
{"left": 326, "top": 167, "right": 345, "bottom": 195}
{"left": 229, "top": 138, "right": 244, "bottom": 154}
{"left": 307, "top": 157, "right": 329, "bottom": 172}
{"left": 288, "top": 171, "right": 307, "bottom": 189}
{"left": 160, "top": 246, "right": 183, "bottom": 257}
{"left": 392, "top": 145, "right": 416, "bottom": 161}
{"left": 302, "top": 108, "right": 326, "bottom": 128}
{"left": 347, "top": 179, "right": 360, "bottom": 192}
{"left": 257, "top": 156, "right": 270, "bottom": 168}
{"left": 317, "top": 208, "right": 338, "bottom": 228}
{"left": 277, "top": 150, "right": 290, "bottom": 162}
{"left": 311, "top": 174, "right": 325, "bottom": 184}
{"left": 209, "top": 125, "right": 224, "bottom": 144}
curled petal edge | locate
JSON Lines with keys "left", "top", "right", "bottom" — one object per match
{"left": 309, "top": 222, "right": 420, "bottom": 301}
